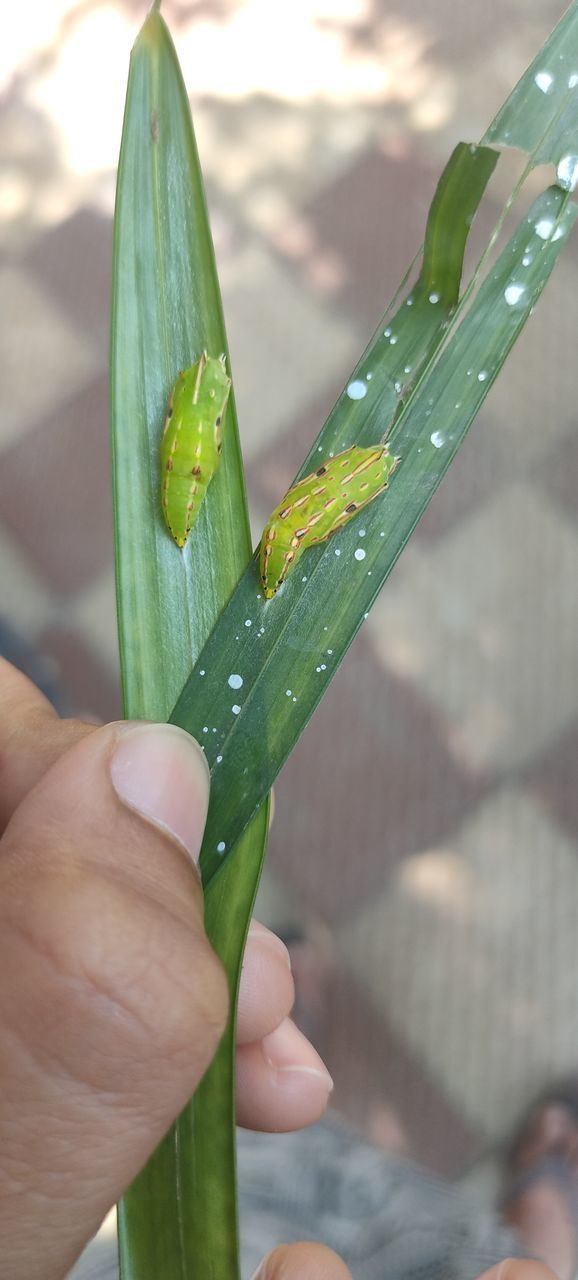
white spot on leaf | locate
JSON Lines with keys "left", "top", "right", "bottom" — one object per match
{"left": 504, "top": 282, "right": 526, "bottom": 306}
{"left": 534, "top": 70, "right": 554, "bottom": 93}
{"left": 557, "top": 155, "right": 578, "bottom": 191}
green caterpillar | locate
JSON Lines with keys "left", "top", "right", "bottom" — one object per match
{"left": 259, "top": 444, "right": 400, "bottom": 598}
{"left": 160, "top": 352, "right": 231, "bottom": 548}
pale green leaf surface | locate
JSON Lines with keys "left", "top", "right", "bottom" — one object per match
{"left": 484, "top": 1, "right": 578, "bottom": 167}
{"left": 111, "top": 10, "right": 267, "bottom": 1279}
{"left": 111, "top": 9, "right": 250, "bottom": 713}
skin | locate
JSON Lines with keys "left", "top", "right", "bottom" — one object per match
{"left": 502, "top": 1102, "right": 578, "bottom": 1280}
{"left": 0, "top": 656, "right": 560, "bottom": 1280}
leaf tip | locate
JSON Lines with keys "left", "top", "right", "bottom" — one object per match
{"left": 136, "top": 1, "right": 164, "bottom": 51}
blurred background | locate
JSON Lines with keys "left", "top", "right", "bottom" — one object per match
{"left": 2, "top": 0, "right": 578, "bottom": 1235}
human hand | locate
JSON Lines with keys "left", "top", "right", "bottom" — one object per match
{"left": 0, "top": 656, "right": 348, "bottom": 1280}
{"left": 479, "top": 1261, "right": 559, "bottom": 1280}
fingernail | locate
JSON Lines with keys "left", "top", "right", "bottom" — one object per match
{"left": 247, "top": 921, "right": 292, "bottom": 970}
{"left": 262, "top": 1018, "right": 333, "bottom": 1092}
{"left": 110, "top": 723, "right": 210, "bottom": 865}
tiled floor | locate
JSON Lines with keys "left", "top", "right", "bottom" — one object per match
{"left": 3, "top": 0, "right": 578, "bottom": 1208}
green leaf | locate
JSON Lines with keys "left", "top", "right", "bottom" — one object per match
{"left": 170, "top": 183, "right": 575, "bottom": 885}
{"left": 111, "top": 1, "right": 578, "bottom": 1276}
{"left": 484, "top": 1, "right": 578, "bottom": 167}
{"left": 294, "top": 143, "right": 498, "bottom": 478}
{"left": 110, "top": 9, "right": 268, "bottom": 1278}
{"left": 111, "top": 10, "right": 249, "bottom": 702}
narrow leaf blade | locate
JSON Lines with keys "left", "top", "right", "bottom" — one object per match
{"left": 484, "top": 0, "right": 578, "bottom": 166}
{"left": 170, "top": 162, "right": 578, "bottom": 889}
{"left": 111, "top": 12, "right": 268, "bottom": 1279}
{"left": 111, "top": 10, "right": 251, "bottom": 717}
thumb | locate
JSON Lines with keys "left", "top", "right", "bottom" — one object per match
{"left": 0, "top": 721, "right": 228, "bottom": 1280}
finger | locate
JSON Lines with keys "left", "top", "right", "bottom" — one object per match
{"left": 236, "top": 1017, "right": 333, "bottom": 1131}
{"left": 252, "top": 1242, "right": 352, "bottom": 1279}
{"left": 0, "top": 654, "right": 57, "bottom": 727}
{"left": 231, "top": 922, "right": 334, "bottom": 1131}
{"left": 237, "top": 922, "right": 294, "bottom": 1045}
{"left": 477, "top": 1262, "right": 559, "bottom": 1280}
{"left": 0, "top": 658, "right": 325, "bottom": 1132}
{"left": 0, "top": 721, "right": 227, "bottom": 1280}
{"left": 0, "top": 656, "right": 92, "bottom": 830}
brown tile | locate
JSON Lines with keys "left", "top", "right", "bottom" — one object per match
{"left": 540, "top": 426, "right": 578, "bottom": 523}
{"left": 24, "top": 206, "right": 112, "bottom": 357}
{"left": 245, "top": 381, "right": 342, "bottom": 512}
{"left": 525, "top": 718, "right": 578, "bottom": 846}
{"left": 338, "top": 786, "right": 578, "bottom": 1145}
{"left": 0, "top": 374, "right": 113, "bottom": 594}
{"left": 267, "top": 629, "right": 483, "bottom": 924}
{"left": 271, "top": 142, "right": 505, "bottom": 334}
{"left": 273, "top": 146, "right": 436, "bottom": 331}
{"left": 0, "top": 263, "right": 98, "bottom": 450}
{"left": 368, "top": 483, "right": 578, "bottom": 776}
{"left": 223, "top": 243, "right": 357, "bottom": 465}
{"left": 289, "top": 943, "right": 479, "bottom": 1177}
{"left": 39, "top": 626, "right": 122, "bottom": 724}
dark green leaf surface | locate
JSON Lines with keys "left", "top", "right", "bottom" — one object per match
{"left": 111, "top": 10, "right": 268, "bottom": 1279}
{"left": 171, "top": 184, "right": 576, "bottom": 887}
